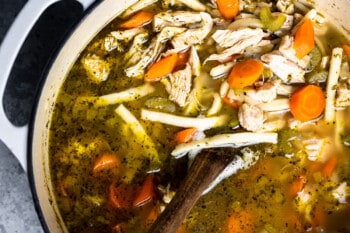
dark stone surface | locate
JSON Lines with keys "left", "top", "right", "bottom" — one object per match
{"left": 0, "top": 1, "right": 86, "bottom": 232}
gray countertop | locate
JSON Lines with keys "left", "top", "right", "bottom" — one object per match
{"left": 0, "top": 1, "right": 86, "bottom": 232}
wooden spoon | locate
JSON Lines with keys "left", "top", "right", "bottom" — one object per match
{"left": 147, "top": 148, "right": 235, "bottom": 233}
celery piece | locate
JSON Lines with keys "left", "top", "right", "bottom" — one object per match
{"left": 260, "top": 7, "right": 286, "bottom": 32}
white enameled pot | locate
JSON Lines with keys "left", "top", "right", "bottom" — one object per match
{"left": 0, "top": 0, "right": 349, "bottom": 232}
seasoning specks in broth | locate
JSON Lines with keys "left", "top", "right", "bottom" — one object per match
{"left": 49, "top": 0, "right": 350, "bottom": 232}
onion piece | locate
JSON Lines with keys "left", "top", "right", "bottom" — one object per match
{"left": 325, "top": 47, "right": 343, "bottom": 122}
{"left": 171, "top": 132, "right": 278, "bottom": 158}
{"left": 141, "top": 109, "right": 229, "bottom": 130}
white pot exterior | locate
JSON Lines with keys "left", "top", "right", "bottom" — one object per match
{"left": 30, "top": 0, "right": 350, "bottom": 232}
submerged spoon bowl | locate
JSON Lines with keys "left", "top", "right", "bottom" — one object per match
{"left": 148, "top": 148, "right": 236, "bottom": 233}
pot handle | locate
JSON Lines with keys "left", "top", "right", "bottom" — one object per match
{"left": 0, "top": 0, "right": 96, "bottom": 172}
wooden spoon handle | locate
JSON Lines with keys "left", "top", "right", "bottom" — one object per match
{"left": 148, "top": 149, "right": 235, "bottom": 233}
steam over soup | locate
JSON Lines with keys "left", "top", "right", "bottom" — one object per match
{"left": 49, "top": 0, "right": 350, "bottom": 232}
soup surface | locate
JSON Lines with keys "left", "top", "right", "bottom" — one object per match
{"left": 49, "top": 0, "right": 350, "bottom": 232}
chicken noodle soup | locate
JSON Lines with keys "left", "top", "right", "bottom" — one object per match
{"left": 49, "top": 0, "right": 350, "bottom": 232}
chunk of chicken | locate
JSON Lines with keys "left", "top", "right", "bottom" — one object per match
{"left": 303, "top": 138, "right": 325, "bottom": 161}
{"left": 336, "top": 83, "right": 350, "bottom": 107}
{"left": 274, "top": 14, "right": 294, "bottom": 36}
{"left": 210, "top": 61, "right": 235, "bottom": 79}
{"left": 225, "top": 81, "right": 279, "bottom": 105}
{"left": 238, "top": 103, "right": 264, "bottom": 132}
{"left": 163, "top": 0, "right": 206, "bottom": 11}
{"left": 165, "top": 63, "right": 192, "bottom": 107}
{"left": 261, "top": 51, "right": 305, "bottom": 83}
{"left": 124, "top": 32, "right": 149, "bottom": 66}
{"left": 153, "top": 11, "right": 202, "bottom": 32}
{"left": 278, "top": 35, "right": 310, "bottom": 68}
{"left": 104, "top": 28, "right": 146, "bottom": 52}
{"left": 206, "top": 28, "right": 268, "bottom": 62}
{"left": 244, "top": 81, "right": 278, "bottom": 105}
{"left": 189, "top": 46, "right": 201, "bottom": 77}
{"left": 276, "top": 0, "right": 294, "bottom": 14}
{"left": 125, "top": 27, "right": 186, "bottom": 78}
{"left": 171, "top": 12, "right": 213, "bottom": 52}
{"left": 81, "top": 54, "right": 110, "bottom": 83}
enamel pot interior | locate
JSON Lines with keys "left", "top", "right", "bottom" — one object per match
{"left": 29, "top": 0, "right": 350, "bottom": 232}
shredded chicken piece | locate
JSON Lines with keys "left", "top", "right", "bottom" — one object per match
{"left": 274, "top": 14, "right": 294, "bottom": 36}
{"left": 278, "top": 35, "right": 310, "bottom": 68}
{"left": 332, "top": 182, "right": 348, "bottom": 204}
{"left": 189, "top": 46, "right": 201, "bottom": 77}
{"left": 238, "top": 103, "right": 265, "bottom": 132}
{"left": 303, "top": 138, "right": 325, "bottom": 161}
{"left": 105, "top": 28, "right": 146, "bottom": 52}
{"left": 336, "top": 83, "right": 350, "bottom": 107}
{"left": 244, "top": 81, "right": 278, "bottom": 105}
{"left": 206, "top": 28, "right": 267, "bottom": 62}
{"left": 81, "top": 54, "right": 110, "bottom": 83}
{"left": 276, "top": 0, "right": 294, "bottom": 14}
{"left": 210, "top": 61, "right": 235, "bottom": 79}
{"left": 261, "top": 51, "right": 305, "bottom": 83}
{"left": 124, "top": 32, "right": 149, "bottom": 65}
{"left": 166, "top": 63, "right": 192, "bottom": 107}
{"left": 171, "top": 12, "right": 213, "bottom": 52}
{"left": 125, "top": 27, "right": 186, "bottom": 77}
{"left": 153, "top": 11, "right": 202, "bottom": 32}
{"left": 163, "top": 0, "right": 206, "bottom": 11}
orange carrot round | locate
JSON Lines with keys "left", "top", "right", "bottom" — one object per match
{"left": 217, "top": 0, "right": 240, "bottom": 20}
{"left": 288, "top": 175, "right": 307, "bottom": 198}
{"left": 322, "top": 157, "right": 337, "bottom": 178}
{"left": 144, "top": 53, "right": 179, "bottom": 82}
{"left": 343, "top": 44, "right": 350, "bottom": 64}
{"left": 227, "top": 59, "right": 264, "bottom": 89}
{"left": 119, "top": 11, "right": 153, "bottom": 29}
{"left": 175, "top": 128, "right": 198, "bottom": 143}
{"left": 293, "top": 18, "right": 315, "bottom": 59}
{"left": 133, "top": 174, "right": 155, "bottom": 207}
{"left": 92, "top": 153, "right": 120, "bottom": 176}
{"left": 290, "top": 85, "right": 325, "bottom": 122}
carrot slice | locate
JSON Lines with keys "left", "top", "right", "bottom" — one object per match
{"left": 227, "top": 210, "right": 255, "bottom": 233}
{"left": 290, "top": 85, "right": 325, "bottom": 122}
{"left": 133, "top": 174, "right": 155, "bottom": 207}
{"left": 92, "top": 153, "right": 120, "bottom": 176}
{"left": 343, "top": 44, "right": 350, "bottom": 64}
{"left": 322, "top": 156, "right": 337, "bottom": 178}
{"left": 175, "top": 51, "right": 190, "bottom": 70}
{"left": 119, "top": 11, "right": 153, "bottom": 29}
{"left": 288, "top": 175, "right": 307, "bottom": 198}
{"left": 293, "top": 18, "right": 315, "bottom": 59}
{"left": 144, "top": 53, "right": 179, "bottom": 82}
{"left": 175, "top": 128, "right": 198, "bottom": 143}
{"left": 227, "top": 59, "right": 264, "bottom": 89}
{"left": 217, "top": 0, "right": 240, "bottom": 20}
{"left": 108, "top": 181, "right": 134, "bottom": 209}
